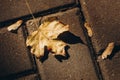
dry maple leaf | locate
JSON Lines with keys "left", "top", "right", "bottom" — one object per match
{"left": 26, "top": 20, "right": 69, "bottom": 58}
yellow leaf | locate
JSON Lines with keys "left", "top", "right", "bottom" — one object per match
{"left": 26, "top": 20, "right": 69, "bottom": 58}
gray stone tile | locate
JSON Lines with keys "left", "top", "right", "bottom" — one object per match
{"left": 0, "top": 26, "right": 35, "bottom": 79}
{"left": 80, "top": 0, "right": 120, "bottom": 80}
{"left": 26, "top": 8, "right": 98, "bottom": 80}
{"left": 0, "top": 0, "right": 75, "bottom": 22}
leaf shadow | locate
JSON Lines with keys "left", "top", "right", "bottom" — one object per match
{"left": 109, "top": 45, "right": 120, "bottom": 60}
{"left": 57, "top": 31, "right": 85, "bottom": 44}
{"left": 39, "top": 31, "right": 85, "bottom": 63}
{"left": 39, "top": 46, "right": 70, "bottom": 63}
{"left": 54, "top": 31, "right": 85, "bottom": 62}
{"left": 39, "top": 46, "right": 49, "bottom": 63}
{"left": 97, "top": 45, "right": 120, "bottom": 60}
{"left": 97, "top": 49, "right": 105, "bottom": 56}
{"left": 54, "top": 45, "right": 70, "bottom": 62}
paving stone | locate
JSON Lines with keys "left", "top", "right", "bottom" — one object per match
{"left": 0, "top": 0, "right": 75, "bottom": 22}
{"left": 80, "top": 0, "right": 120, "bottom": 80}
{"left": 0, "top": 26, "right": 35, "bottom": 79}
{"left": 16, "top": 74, "right": 38, "bottom": 80}
{"left": 26, "top": 8, "right": 98, "bottom": 80}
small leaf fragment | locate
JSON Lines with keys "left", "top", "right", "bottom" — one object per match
{"left": 84, "top": 22, "right": 93, "bottom": 37}
{"left": 26, "top": 20, "right": 69, "bottom": 58}
{"left": 101, "top": 42, "right": 115, "bottom": 59}
{"left": 47, "top": 40, "right": 66, "bottom": 56}
{"left": 7, "top": 20, "right": 23, "bottom": 31}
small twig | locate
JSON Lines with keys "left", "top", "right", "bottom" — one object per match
{"left": 25, "top": 0, "right": 38, "bottom": 28}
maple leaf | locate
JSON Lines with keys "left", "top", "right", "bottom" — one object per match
{"left": 26, "top": 20, "right": 69, "bottom": 58}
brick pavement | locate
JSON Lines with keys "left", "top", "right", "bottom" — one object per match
{"left": 26, "top": 8, "right": 98, "bottom": 80}
{"left": 0, "top": 0, "right": 120, "bottom": 80}
{"left": 0, "top": 27, "right": 36, "bottom": 79}
{"left": 80, "top": 0, "right": 120, "bottom": 80}
{"left": 0, "top": 0, "right": 75, "bottom": 22}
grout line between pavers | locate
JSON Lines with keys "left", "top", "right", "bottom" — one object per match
{"left": 21, "top": 25, "right": 37, "bottom": 71}
{"left": 0, "top": 3, "right": 78, "bottom": 28}
{"left": 0, "top": 69, "right": 35, "bottom": 80}
{"left": 79, "top": 13, "right": 104, "bottom": 80}
{"left": 77, "top": 1, "right": 104, "bottom": 80}
{"left": 22, "top": 24, "right": 42, "bottom": 80}
{"left": 0, "top": 1, "right": 103, "bottom": 79}
{"left": 0, "top": 25, "right": 38, "bottom": 80}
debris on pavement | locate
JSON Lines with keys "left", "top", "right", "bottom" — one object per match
{"left": 84, "top": 22, "right": 93, "bottom": 37}
{"left": 26, "top": 20, "right": 69, "bottom": 58}
{"left": 7, "top": 20, "right": 23, "bottom": 31}
{"left": 101, "top": 42, "right": 115, "bottom": 59}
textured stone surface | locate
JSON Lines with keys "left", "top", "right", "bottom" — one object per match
{"left": 80, "top": 0, "right": 120, "bottom": 80}
{"left": 0, "top": 0, "right": 75, "bottom": 22}
{"left": 26, "top": 8, "right": 98, "bottom": 80}
{"left": 0, "top": 26, "right": 35, "bottom": 79}
{"left": 16, "top": 74, "right": 38, "bottom": 80}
